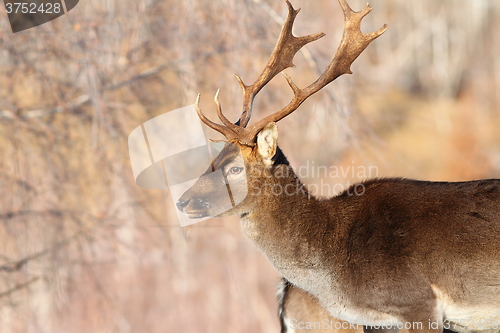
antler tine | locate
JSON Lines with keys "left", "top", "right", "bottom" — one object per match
{"left": 195, "top": 94, "right": 237, "bottom": 139}
{"left": 213, "top": 89, "right": 245, "bottom": 135}
{"left": 243, "top": 0, "right": 387, "bottom": 143}
{"left": 235, "top": 0, "right": 325, "bottom": 128}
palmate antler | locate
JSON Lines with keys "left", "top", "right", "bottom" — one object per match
{"left": 196, "top": 0, "right": 387, "bottom": 146}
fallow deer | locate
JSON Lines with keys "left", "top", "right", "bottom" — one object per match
{"left": 176, "top": 1, "right": 500, "bottom": 332}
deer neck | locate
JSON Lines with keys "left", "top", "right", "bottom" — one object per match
{"left": 240, "top": 148, "right": 342, "bottom": 274}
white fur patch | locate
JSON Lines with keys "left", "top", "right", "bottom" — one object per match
{"left": 257, "top": 122, "right": 278, "bottom": 166}
{"left": 432, "top": 285, "right": 500, "bottom": 332}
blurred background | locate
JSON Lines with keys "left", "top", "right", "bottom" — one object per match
{"left": 1, "top": 0, "right": 500, "bottom": 332}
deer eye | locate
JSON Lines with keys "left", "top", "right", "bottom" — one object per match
{"left": 228, "top": 167, "right": 244, "bottom": 175}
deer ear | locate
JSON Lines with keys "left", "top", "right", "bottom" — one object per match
{"left": 257, "top": 122, "right": 278, "bottom": 165}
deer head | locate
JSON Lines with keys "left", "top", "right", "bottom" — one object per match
{"left": 176, "top": 0, "right": 386, "bottom": 219}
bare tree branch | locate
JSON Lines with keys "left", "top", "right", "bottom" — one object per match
{"left": 0, "top": 232, "right": 81, "bottom": 273}
{"left": 0, "top": 277, "right": 39, "bottom": 299}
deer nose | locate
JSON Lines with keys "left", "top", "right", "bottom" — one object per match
{"left": 176, "top": 199, "right": 190, "bottom": 212}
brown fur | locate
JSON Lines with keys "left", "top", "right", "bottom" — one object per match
{"left": 278, "top": 277, "right": 364, "bottom": 333}
{"left": 174, "top": 1, "right": 397, "bottom": 331}
{"left": 178, "top": 135, "right": 500, "bottom": 332}
{"left": 176, "top": 2, "right": 499, "bottom": 331}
